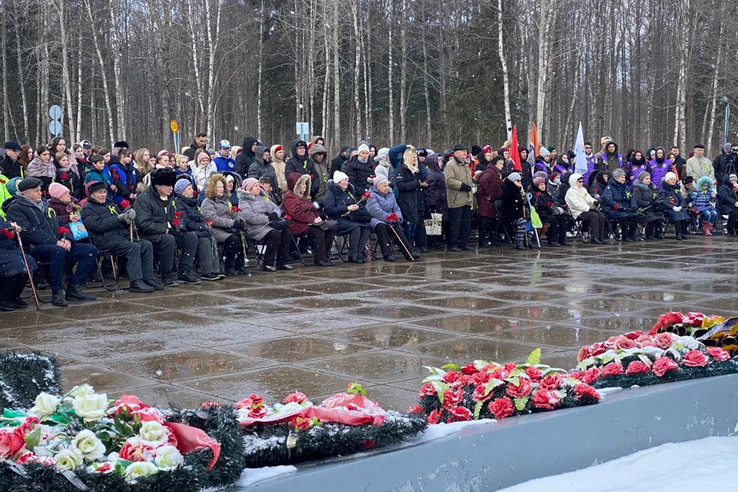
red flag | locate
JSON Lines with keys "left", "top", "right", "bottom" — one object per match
{"left": 531, "top": 121, "right": 540, "bottom": 157}
{"left": 511, "top": 125, "right": 522, "bottom": 172}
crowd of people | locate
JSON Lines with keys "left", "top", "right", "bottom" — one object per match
{"left": 1, "top": 132, "right": 737, "bottom": 311}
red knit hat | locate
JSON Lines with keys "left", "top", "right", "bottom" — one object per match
{"left": 482, "top": 145, "right": 492, "bottom": 154}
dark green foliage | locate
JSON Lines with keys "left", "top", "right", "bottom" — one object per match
{"left": 0, "top": 352, "right": 61, "bottom": 411}
{"left": 242, "top": 411, "right": 427, "bottom": 468}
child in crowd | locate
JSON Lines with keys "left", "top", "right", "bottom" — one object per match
{"left": 692, "top": 176, "right": 718, "bottom": 235}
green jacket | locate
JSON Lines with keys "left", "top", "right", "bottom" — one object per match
{"left": 443, "top": 157, "right": 474, "bottom": 208}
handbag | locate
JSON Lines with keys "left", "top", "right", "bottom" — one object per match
{"left": 424, "top": 213, "right": 443, "bottom": 236}
{"left": 69, "top": 221, "right": 88, "bottom": 241}
{"left": 348, "top": 209, "right": 372, "bottom": 223}
{"left": 311, "top": 219, "right": 338, "bottom": 232}
{"left": 268, "top": 218, "right": 290, "bottom": 231}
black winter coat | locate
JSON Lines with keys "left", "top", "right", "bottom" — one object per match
{"left": 330, "top": 146, "right": 350, "bottom": 178}
{"left": 132, "top": 186, "right": 176, "bottom": 241}
{"left": 6, "top": 197, "right": 71, "bottom": 248}
{"left": 632, "top": 181, "right": 664, "bottom": 223}
{"left": 285, "top": 141, "right": 320, "bottom": 199}
{"left": 532, "top": 188, "right": 559, "bottom": 222}
{"left": 235, "top": 137, "right": 258, "bottom": 178}
{"left": 81, "top": 199, "right": 130, "bottom": 249}
{"left": 345, "top": 156, "right": 375, "bottom": 194}
{"left": 0, "top": 218, "right": 35, "bottom": 278}
{"left": 601, "top": 180, "right": 636, "bottom": 219}
{"left": 424, "top": 155, "right": 448, "bottom": 220}
{"left": 395, "top": 164, "right": 421, "bottom": 224}
{"left": 247, "top": 155, "right": 282, "bottom": 204}
{"left": 323, "top": 180, "right": 370, "bottom": 236}
{"left": 176, "top": 194, "right": 212, "bottom": 238}
{"left": 1, "top": 155, "right": 23, "bottom": 179}
{"left": 718, "top": 175, "right": 738, "bottom": 215}
{"left": 714, "top": 153, "right": 737, "bottom": 184}
{"left": 500, "top": 179, "right": 526, "bottom": 223}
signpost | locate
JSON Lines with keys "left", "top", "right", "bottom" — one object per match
{"left": 170, "top": 120, "right": 180, "bottom": 153}
{"left": 296, "top": 122, "right": 309, "bottom": 143}
{"left": 48, "top": 105, "right": 63, "bottom": 137}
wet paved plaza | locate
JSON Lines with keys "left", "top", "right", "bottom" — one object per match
{"left": 4, "top": 237, "right": 738, "bottom": 412}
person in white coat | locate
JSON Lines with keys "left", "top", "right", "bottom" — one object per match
{"left": 565, "top": 173, "right": 606, "bottom": 244}
{"left": 190, "top": 149, "right": 217, "bottom": 191}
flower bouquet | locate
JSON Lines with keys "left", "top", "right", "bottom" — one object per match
{"left": 0, "top": 352, "right": 61, "bottom": 412}
{"left": 573, "top": 330, "right": 738, "bottom": 389}
{"left": 238, "top": 383, "right": 426, "bottom": 468}
{"left": 647, "top": 311, "right": 738, "bottom": 356}
{"left": 0, "top": 385, "right": 244, "bottom": 492}
{"left": 414, "top": 349, "right": 601, "bottom": 424}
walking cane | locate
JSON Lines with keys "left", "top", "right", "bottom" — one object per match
{"left": 15, "top": 230, "right": 41, "bottom": 310}
{"left": 388, "top": 223, "right": 415, "bottom": 261}
{"left": 129, "top": 223, "right": 133, "bottom": 242}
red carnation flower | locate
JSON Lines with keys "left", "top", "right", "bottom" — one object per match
{"left": 652, "top": 357, "right": 679, "bottom": 377}
{"left": 0, "top": 228, "right": 15, "bottom": 240}
{"left": 442, "top": 371, "right": 462, "bottom": 385}
{"left": 205, "top": 219, "right": 215, "bottom": 227}
{"left": 427, "top": 409, "right": 442, "bottom": 425}
{"left": 447, "top": 406, "right": 472, "bottom": 422}
{"left": 290, "top": 416, "right": 311, "bottom": 431}
{"left": 461, "top": 364, "right": 478, "bottom": 375}
{"left": 655, "top": 333, "right": 674, "bottom": 350}
{"left": 283, "top": 392, "right": 308, "bottom": 404}
{"left": 407, "top": 404, "right": 423, "bottom": 414}
{"left": 59, "top": 172, "right": 69, "bottom": 181}
{"left": 506, "top": 378, "right": 532, "bottom": 398}
{"left": 624, "top": 331, "right": 644, "bottom": 340}
{"left": 459, "top": 375, "right": 473, "bottom": 386}
{"left": 488, "top": 397, "right": 515, "bottom": 419}
{"left": 201, "top": 402, "right": 221, "bottom": 409}
{"left": 386, "top": 213, "right": 399, "bottom": 223}
{"left": 120, "top": 199, "right": 130, "bottom": 209}
{"left": 472, "top": 384, "right": 489, "bottom": 402}
{"left": 172, "top": 218, "right": 181, "bottom": 227}
{"left": 574, "top": 383, "right": 600, "bottom": 401}
{"left": 569, "top": 371, "right": 583, "bottom": 381}
{"left": 683, "top": 350, "right": 708, "bottom": 368}
{"left": 601, "top": 362, "right": 624, "bottom": 377}
{"left": 248, "top": 393, "right": 264, "bottom": 407}
{"left": 539, "top": 374, "right": 563, "bottom": 391}
{"left": 471, "top": 371, "right": 492, "bottom": 385}
{"left": 174, "top": 211, "right": 182, "bottom": 218}
{"left": 418, "top": 383, "right": 437, "bottom": 397}
{"left": 361, "top": 192, "right": 371, "bottom": 200}
{"left": 284, "top": 214, "right": 292, "bottom": 221}
{"left": 589, "top": 343, "right": 606, "bottom": 357}
{"left": 443, "top": 387, "right": 464, "bottom": 408}
{"left": 531, "top": 389, "right": 560, "bottom": 410}
{"left": 231, "top": 205, "right": 241, "bottom": 213}
{"left": 490, "top": 368, "right": 510, "bottom": 380}
{"left": 57, "top": 226, "right": 70, "bottom": 235}
{"left": 625, "top": 361, "right": 651, "bottom": 374}
{"left": 249, "top": 405, "right": 267, "bottom": 419}
{"left": 577, "top": 346, "right": 590, "bottom": 363}
{"left": 582, "top": 367, "right": 602, "bottom": 384}
{"left": 193, "top": 190, "right": 198, "bottom": 197}
{"left": 706, "top": 347, "right": 730, "bottom": 362}
{"left": 504, "top": 363, "right": 517, "bottom": 371}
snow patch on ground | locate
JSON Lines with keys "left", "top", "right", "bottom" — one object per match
{"left": 499, "top": 435, "right": 738, "bottom": 492}
{"left": 411, "top": 418, "right": 496, "bottom": 443}
{"left": 236, "top": 465, "right": 297, "bottom": 487}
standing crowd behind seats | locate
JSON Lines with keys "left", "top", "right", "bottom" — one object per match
{"left": 1, "top": 133, "right": 737, "bottom": 312}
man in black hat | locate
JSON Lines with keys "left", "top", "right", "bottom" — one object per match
{"left": 81, "top": 181, "right": 162, "bottom": 293}
{"left": 133, "top": 168, "right": 200, "bottom": 285}
{"left": 6, "top": 177, "right": 98, "bottom": 306}
{"left": 111, "top": 141, "right": 129, "bottom": 165}
{"left": 1, "top": 141, "right": 24, "bottom": 179}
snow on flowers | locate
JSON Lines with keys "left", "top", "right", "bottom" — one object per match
{"left": 415, "top": 349, "right": 601, "bottom": 424}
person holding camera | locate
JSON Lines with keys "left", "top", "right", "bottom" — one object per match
{"left": 238, "top": 177, "right": 293, "bottom": 272}
{"left": 565, "top": 173, "right": 606, "bottom": 244}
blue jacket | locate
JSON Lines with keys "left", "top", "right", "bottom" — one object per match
{"left": 213, "top": 155, "right": 236, "bottom": 173}
{"left": 657, "top": 181, "right": 689, "bottom": 222}
{"left": 366, "top": 185, "right": 403, "bottom": 229}
{"left": 601, "top": 179, "right": 637, "bottom": 219}
{"left": 691, "top": 177, "right": 715, "bottom": 212}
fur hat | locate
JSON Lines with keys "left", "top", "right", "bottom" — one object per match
{"left": 151, "top": 168, "right": 177, "bottom": 187}
{"left": 374, "top": 147, "right": 390, "bottom": 163}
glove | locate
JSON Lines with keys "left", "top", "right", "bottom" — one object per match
{"left": 593, "top": 200, "right": 600, "bottom": 206}
{"left": 471, "top": 185, "right": 477, "bottom": 194}
{"left": 233, "top": 220, "right": 246, "bottom": 231}
{"left": 673, "top": 206, "right": 682, "bottom": 212}
{"left": 117, "top": 209, "right": 136, "bottom": 224}
{"left": 367, "top": 176, "right": 374, "bottom": 183}
{"left": 268, "top": 212, "right": 280, "bottom": 222}
{"left": 460, "top": 183, "right": 472, "bottom": 192}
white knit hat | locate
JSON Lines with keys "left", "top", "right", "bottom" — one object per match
{"left": 358, "top": 144, "right": 370, "bottom": 153}
{"left": 664, "top": 172, "right": 677, "bottom": 183}
{"left": 333, "top": 171, "right": 349, "bottom": 182}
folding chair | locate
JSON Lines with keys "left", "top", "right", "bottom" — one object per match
{"left": 86, "top": 248, "right": 122, "bottom": 292}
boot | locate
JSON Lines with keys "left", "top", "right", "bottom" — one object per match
{"left": 144, "top": 279, "right": 165, "bottom": 290}
{"left": 225, "top": 267, "right": 239, "bottom": 276}
{"left": 675, "top": 222, "right": 683, "bottom": 240}
{"left": 129, "top": 280, "right": 155, "bottom": 293}
{"left": 161, "top": 273, "right": 179, "bottom": 286}
{"left": 178, "top": 270, "right": 202, "bottom": 284}
{"left": 66, "top": 283, "right": 97, "bottom": 301}
{"left": 52, "top": 290, "right": 68, "bottom": 307}
{"left": 705, "top": 222, "right": 714, "bottom": 236}
{"left": 348, "top": 256, "right": 366, "bottom": 264}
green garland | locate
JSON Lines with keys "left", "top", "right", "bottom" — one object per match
{"left": 242, "top": 411, "right": 427, "bottom": 468}
{"left": 0, "top": 352, "right": 61, "bottom": 411}
{"left": 0, "top": 405, "right": 245, "bottom": 492}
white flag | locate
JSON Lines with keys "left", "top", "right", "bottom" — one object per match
{"left": 574, "top": 122, "right": 588, "bottom": 174}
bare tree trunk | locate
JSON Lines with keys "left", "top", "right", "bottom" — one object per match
{"left": 185, "top": 0, "right": 205, "bottom": 129}
{"left": 1, "top": 4, "right": 9, "bottom": 141}
{"left": 706, "top": 2, "right": 724, "bottom": 153}
{"left": 108, "top": 0, "right": 125, "bottom": 138}
{"left": 332, "top": 0, "right": 341, "bottom": 146}
{"left": 387, "top": 0, "right": 394, "bottom": 143}
{"left": 308, "top": 0, "right": 316, "bottom": 137}
{"left": 85, "top": 0, "right": 114, "bottom": 145}
{"left": 399, "top": 0, "right": 407, "bottom": 142}
{"left": 50, "top": 0, "right": 77, "bottom": 142}
{"left": 258, "top": 0, "right": 265, "bottom": 137}
{"left": 498, "top": 0, "right": 512, "bottom": 140}
{"left": 321, "top": 0, "right": 330, "bottom": 141}
{"left": 40, "top": 2, "right": 50, "bottom": 143}
{"left": 420, "top": 3, "right": 432, "bottom": 143}
{"left": 362, "top": 16, "right": 372, "bottom": 141}
{"left": 535, "top": 0, "right": 553, "bottom": 140}
{"left": 673, "top": 0, "right": 690, "bottom": 150}
{"left": 351, "top": 0, "right": 361, "bottom": 140}
{"left": 76, "top": 27, "right": 83, "bottom": 141}
{"left": 204, "top": 0, "right": 221, "bottom": 138}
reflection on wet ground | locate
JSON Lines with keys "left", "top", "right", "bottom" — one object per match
{"left": 5, "top": 236, "right": 738, "bottom": 412}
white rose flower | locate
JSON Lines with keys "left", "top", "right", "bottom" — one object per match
{"left": 31, "top": 392, "right": 61, "bottom": 418}
{"left": 53, "top": 447, "right": 84, "bottom": 471}
{"left": 69, "top": 384, "right": 95, "bottom": 398}
{"left": 675, "top": 336, "right": 701, "bottom": 351}
{"left": 72, "top": 393, "right": 109, "bottom": 422}
{"left": 124, "top": 461, "right": 158, "bottom": 482}
{"left": 139, "top": 421, "right": 167, "bottom": 443}
{"left": 72, "top": 430, "right": 106, "bottom": 461}
{"left": 154, "top": 445, "right": 184, "bottom": 471}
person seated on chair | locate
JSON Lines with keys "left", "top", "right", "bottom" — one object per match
{"left": 500, "top": 172, "right": 533, "bottom": 250}
{"left": 6, "top": 177, "right": 98, "bottom": 307}
{"left": 174, "top": 179, "right": 223, "bottom": 281}
{"left": 238, "top": 177, "right": 293, "bottom": 272}
{"left": 0, "top": 218, "right": 37, "bottom": 311}
{"left": 602, "top": 168, "right": 638, "bottom": 241}
{"left": 366, "top": 176, "right": 417, "bottom": 262}
{"left": 323, "top": 171, "right": 372, "bottom": 263}
{"left": 718, "top": 174, "right": 738, "bottom": 236}
{"left": 566, "top": 173, "right": 606, "bottom": 244}
{"left": 657, "top": 172, "right": 690, "bottom": 241}
{"left": 48, "top": 182, "right": 81, "bottom": 227}
{"left": 691, "top": 176, "right": 718, "bottom": 236}
{"left": 632, "top": 172, "right": 664, "bottom": 241}
{"left": 531, "top": 176, "right": 569, "bottom": 247}
{"left": 200, "top": 174, "right": 249, "bottom": 276}
{"left": 282, "top": 172, "right": 335, "bottom": 267}
{"left": 81, "top": 181, "right": 162, "bottom": 293}
{"left": 133, "top": 168, "right": 200, "bottom": 285}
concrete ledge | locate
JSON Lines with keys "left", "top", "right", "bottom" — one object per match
{"left": 238, "top": 374, "right": 738, "bottom": 491}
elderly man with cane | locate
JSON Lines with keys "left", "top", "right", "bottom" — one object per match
{"left": 0, "top": 217, "right": 38, "bottom": 311}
